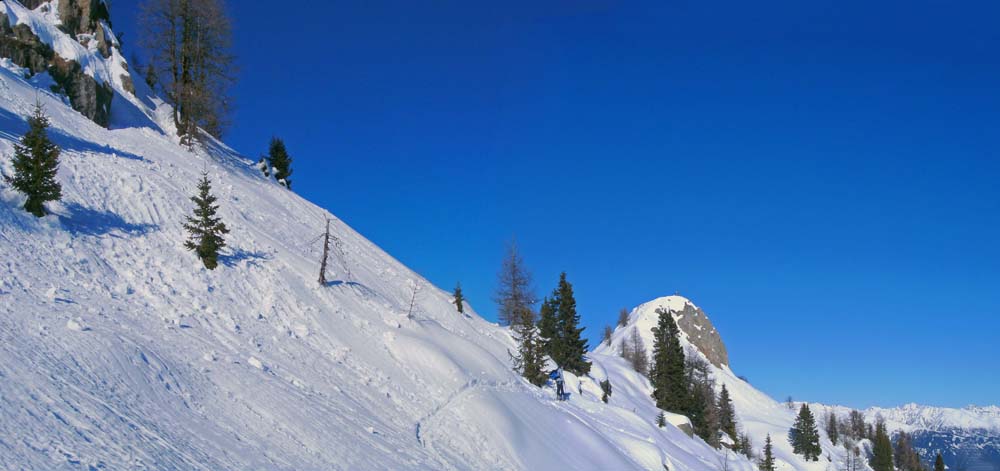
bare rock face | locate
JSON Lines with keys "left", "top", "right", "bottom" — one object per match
{"left": 673, "top": 302, "right": 729, "bottom": 368}
{"left": 0, "top": 1, "right": 115, "bottom": 127}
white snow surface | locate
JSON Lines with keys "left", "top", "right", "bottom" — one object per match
{"left": 0, "top": 8, "right": 754, "bottom": 469}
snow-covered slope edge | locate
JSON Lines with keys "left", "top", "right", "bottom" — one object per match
{"left": 0, "top": 29, "right": 751, "bottom": 471}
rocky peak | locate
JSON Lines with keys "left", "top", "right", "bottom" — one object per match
{"left": 601, "top": 295, "right": 730, "bottom": 369}
{"left": 0, "top": 0, "right": 126, "bottom": 127}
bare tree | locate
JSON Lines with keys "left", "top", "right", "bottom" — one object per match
{"left": 317, "top": 218, "right": 331, "bottom": 285}
{"left": 493, "top": 239, "right": 535, "bottom": 326}
{"left": 140, "top": 0, "right": 235, "bottom": 145}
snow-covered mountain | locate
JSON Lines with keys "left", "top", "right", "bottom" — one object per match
{"left": 0, "top": 2, "right": 995, "bottom": 470}
{"left": 0, "top": 2, "right": 745, "bottom": 469}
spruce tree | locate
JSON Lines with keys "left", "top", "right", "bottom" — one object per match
{"left": 453, "top": 282, "right": 465, "bottom": 313}
{"left": 267, "top": 137, "right": 293, "bottom": 189}
{"left": 8, "top": 103, "right": 61, "bottom": 217}
{"left": 934, "top": 452, "right": 945, "bottom": 471}
{"left": 537, "top": 296, "right": 558, "bottom": 350}
{"left": 553, "top": 272, "right": 590, "bottom": 375}
{"left": 649, "top": 307, "right": 686, "bottom": 413}
{"left": 759, "top": 434, "right": 776, "bottom": 471}
{"left": 183, "top": 172, "right": 230, "bottom": 270}
{"left": 789, "top": 404, "right": 821, "bottom": 461}
{"left": 718, "top": 384, "right": 738, "bottom": 441}
{"left": 656, "top": 411, "right": 666, "bottom": 428}
{"left": 870, "top": 420, "right": 894, "bottom": 471}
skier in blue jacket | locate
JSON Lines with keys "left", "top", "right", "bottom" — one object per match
{"left": 550, "top": 367, "right": 565, "bottom": 400}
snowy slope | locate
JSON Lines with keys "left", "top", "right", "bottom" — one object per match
{"left": 597, "top": 296, "right": 872, "bottom": 471}
{"left": 0, "top": 4, "right": 750, "bottom": 470}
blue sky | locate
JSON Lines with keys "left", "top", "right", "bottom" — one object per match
{"left": 114, "top": 1, "right": 1000, "bottom": 408}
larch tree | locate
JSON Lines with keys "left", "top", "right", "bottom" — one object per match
{"left": 825, "top": 410, "right": 840, "bottom": 445}
{"left": 183, "top": 171, "right": 229, "bottom": 270}
{"left": 894, "top": 431, "right": 925, "bottom": 471}
{"left": 495, "top": 241, "right": 545, "bottom": 385}
{"left": 601, "top": 325, "right": 613, "bottom": 345}
{"left": 617, "top": 307, "right": 629, "bottom": 327}
{"left": 140, "top": 0, "right": 235, "bottom": 145}
{"left": 649, "top": 307, "right": 687, "bottom": 414}
{"left": 7, "top": 103, "right": 61, "bottom": 217}
{"left": 452, "top": 282, "right": 465, "bottom": 313}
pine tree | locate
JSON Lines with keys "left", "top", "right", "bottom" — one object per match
{"left": 870, "top": 420, "right": 894, "bottom": 471}
{"left": 267, "top": 137, "right": 293, "bottom": 189}
{"left": 7, "top": 103, "right": 61, "bottom": 217}
{"left": 617, "top": 308, "right": 629, "bottom": 327}
{"left": 789, "top": 404, "right": 821, "bottom": 461}
{"left": 826, "top": 410, "right": 840, "bottom": 445}
{"left": 453, "top": 282, "right": 465, "bottom": 313}
{"left": 183, "top": 171, "right": 230, "bottom": 270}
{"left": 759, "top": 434, "right": 776, "bottom": 471}
{"left": 495, "top": 241, "right": 545, "bottom": 385}
{"left": 649, "top": 307, "right": 686, "bottom": 414}
{"left": 933, "top": 452, "right": 945, "bottom": 471}
{"left": 553, "top": 273, "right": 590, "bottom": 375}
{"left": 599, "top": 379, "right": 612, "bottom": 403}
{"left": 144, "top": 61, "right": 158, "bottom": 89}
{"left": 656, "top": 411, "right": 666, "bottom": 428}
{"left": 718, "top": 384, "right": 738, "bottom": 441}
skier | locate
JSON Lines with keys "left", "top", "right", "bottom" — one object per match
{"left": 549, "top": 367, "right": 565, "bottom": 401}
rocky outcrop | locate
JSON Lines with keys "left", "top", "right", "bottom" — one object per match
{"left": 0, "top": 1, "right": 116, "bottom": 127}
{"left": 673, "top": 301, "right": 729, "bottom": 368}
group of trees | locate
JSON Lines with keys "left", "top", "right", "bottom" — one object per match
{"left": 494, "top": 242, "right": 592, "bottom": 386}
{"left": 619, "top": 326, "right": 648, "bottom": 374}
{"left": 823, "top": 409, "right": 950, "bottom": 471}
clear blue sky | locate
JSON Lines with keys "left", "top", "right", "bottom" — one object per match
{"left": 113, "top": 1, "right": 1000, "bottom": 409}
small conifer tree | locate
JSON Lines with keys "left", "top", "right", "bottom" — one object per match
{"left": 599, "top": 379, "right": 612, "bottom": 403}
{"left": 718, "top": 384, "right": 738, "bottom": 441}
{"left": 8, "top": 103, "right": 61, "bottom": 217}
{"left": 183, "top": 171, "right": 230, "bottom": 270}
{"left": 267, "top": 137, "right": 293, "bottom": 189}
{"left": 759, "top": 434, "right": 776, "bottom": 471}
{"left": 453, "top": 282, "right": 465, "bottom": 313}
{"left": 656, "top": 411, "right": 666, "bottom": 428}
{"left": 934, "top": 452, "right": 945, "bottom": 471}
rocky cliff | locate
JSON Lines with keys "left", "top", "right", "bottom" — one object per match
{"left": 0, "top": 0, "right": 128, "bottom": 127}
